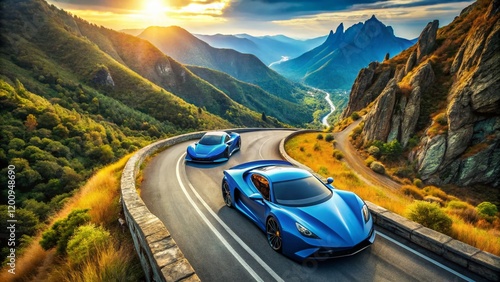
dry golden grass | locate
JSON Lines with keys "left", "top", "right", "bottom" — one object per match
{"left": 0, "top": 154, "right": 136, "bottom": 282}
{"left": 286, "top": 132, "right": 500, "bottom": 255}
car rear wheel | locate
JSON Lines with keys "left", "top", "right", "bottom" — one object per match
{"left": 266, "top": 217, "right": 282, "bottom": 252}
{"left": 222, "top": 181, "right": 233, "bottom": 208}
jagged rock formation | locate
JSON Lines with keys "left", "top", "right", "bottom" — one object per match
{"left": 341, "top": 0, "right": 500, "bottom": 187}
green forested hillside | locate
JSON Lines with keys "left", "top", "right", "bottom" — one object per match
{"left": 187, "top": 66, "right": 319, "bottom": 126}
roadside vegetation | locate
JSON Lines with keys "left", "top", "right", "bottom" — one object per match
{"left": 285, "top": 132, "right": 500, "bottom": 256}
{"left": 0, "top": 155, "right": 144, "bottom": 281}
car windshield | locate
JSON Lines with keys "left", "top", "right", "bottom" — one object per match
{"left": 273, "top": 176, "right": 332, "bottom": 206}
{"left": 199, "top": 134, "right": 223, "bottom": 145}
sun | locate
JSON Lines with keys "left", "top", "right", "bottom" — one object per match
{"left": 143, "top": 0, "right": 167, "bottom": 17}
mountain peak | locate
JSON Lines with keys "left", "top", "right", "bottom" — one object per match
{"left": 369, "top": 14, "right": 378, "bottom": 21}
{"left": 336, "top": 23, "right": 344, "bottom": 34}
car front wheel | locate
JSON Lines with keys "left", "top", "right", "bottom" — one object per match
{"left": 266, "top": 217, "right": 282, "bottom": 252}
{"left": 222, "top": 181, "right": 233, "bottom": 208}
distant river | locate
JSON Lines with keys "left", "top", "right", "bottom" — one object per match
{"left": 320, "top": 90, "right": 336, "bottom": 127}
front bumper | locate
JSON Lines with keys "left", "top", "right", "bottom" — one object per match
{"left": 288, "top": 227, "right": 376, "bottom": 261}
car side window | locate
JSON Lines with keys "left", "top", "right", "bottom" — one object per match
{"left": 251, "top": 174, "right": 270, "bottom": 201}
{"left": 224, "top": 134, "right": 230, "bottom": 143}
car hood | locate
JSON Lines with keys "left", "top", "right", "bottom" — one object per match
{"left": 288, "top": 193, "right": 371, "bottom": 246}
{"left": 189, "top": 143, "right": 224, "bottom": 156}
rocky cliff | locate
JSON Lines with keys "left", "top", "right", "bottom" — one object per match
{"left": 341, "top": 0, "right": 500, "bottom": 187}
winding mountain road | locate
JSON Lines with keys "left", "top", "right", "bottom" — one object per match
{"left": 141, "top": 130, "right": 482, "bottom": 281}
{"left": 334, "top": 119, "right": 401, "bottom": 190}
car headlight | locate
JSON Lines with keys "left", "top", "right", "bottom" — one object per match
{"left": 296, "top": 222, "right": 319, "bottom": 239}
{"left": 362, "top": 204, "right": 370, "bottom": 223}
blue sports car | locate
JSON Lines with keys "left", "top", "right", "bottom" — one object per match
{"left": 222, "top": 160, "right": 375, "bottom": 261}
{"left": 185, "top": 131, "right": 241, "bottom": 163}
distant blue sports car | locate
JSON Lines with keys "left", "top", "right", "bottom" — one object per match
{"left": 222, "top": 160, "right": 375, "bottom": 261}
{"left": 185, "top": 131, "right": 241, "bottom": 163}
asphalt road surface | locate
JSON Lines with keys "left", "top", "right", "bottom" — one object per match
{"left": 142, "top": 130, "right": 484, "bottom": 281}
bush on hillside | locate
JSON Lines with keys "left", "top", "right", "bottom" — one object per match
{"left": 67, "top": 224, "right": 111, "bottom": 266}
{"left": 406, "top": 201, "right": 452, "bottom": 234}
{"left": 370, "top": 161, "right": 385, "bottom": 174}
{"left": 40, "top": 209, "right": 90, "bottom": 254}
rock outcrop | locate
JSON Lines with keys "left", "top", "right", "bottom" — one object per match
{"left": 416, "top": 20, "right": 439, "bottom": 62}
{"left": 92, "top": 66, "right": 115, "bottom": 87}
{"left": 341, "top": 0, "right": 500, "bottom": 187}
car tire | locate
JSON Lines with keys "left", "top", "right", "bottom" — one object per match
{"left": 222, "top": 181, "right": 233, "bottom": 208}
{"left": 266, "top": 217, "right": 282, "bottom": 252}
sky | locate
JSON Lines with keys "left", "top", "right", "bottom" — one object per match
{"left": 45, "top": 0, "right": 475, "bottom": 39}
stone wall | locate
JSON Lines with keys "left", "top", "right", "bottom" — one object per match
{"left": 120, "top": 132, "right": 205, "bottom": 282}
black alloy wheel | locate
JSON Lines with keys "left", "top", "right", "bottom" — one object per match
{"left": 266, "top": 217, "right": 282, "bottom": 252}
{"left": 222, "top": 181, "right": 233, "bottom": 208}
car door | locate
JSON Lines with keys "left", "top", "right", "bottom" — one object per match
{"left": 244, "top": 173, "right": 270, "bottom": 226}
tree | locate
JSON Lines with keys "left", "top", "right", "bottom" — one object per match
{"left": 261, "top": 112, "right": 267, "bottom": 122}
{"left": 24, "top": 114, "right": 38, "bottom": 131}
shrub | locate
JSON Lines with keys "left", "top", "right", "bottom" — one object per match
{"left": 381, "top": 140, "right": 403, "bottom": 161}
{"left": 316, "top": 134, "right": 324, "bottom": 140}
{"left": 394, "top": 166, "right": 413, "bottom": 179}
{"left": 313, "top": 142, "right": 321, "bottom": 151}
{"left": 413, "top": 178, "right": 423, "bottom": 188}
{"left": 406, "top": 201, "right": 452, "bottom": 234}
{"left": 367, "top": 146, "right": 380, "bottom": 157}
{"left": 401, "top": 185, "right": 424, "bottom": 200}
{"left": 423, "top": 186, "right": 449, "bottom": 201}
{"left": 370, "top": 161, "right": 385, "bottom": 174}
{"left": 40, "top": 209, "right": 90, "bottom": 254}
{"left": 332, "top": 150, "right": 344, "bottom": 160}
{"left": 67, "top": 224, "right": 111, "bottom": 266}
{"left": 325, "top": 134, "right": 334, "bottom": 142}
{"left": 447, "top": 201, "right": 479, "bottom": 224}
{"left": 351, "top": 112, "right": 360, "bottom": 121}
{"left": 476, "top": 202, "right": 498, "bottom": 222}
{"left": 424, "top": 195, "right": 444, "bottom": 206}
{"left": 365, "top": 156, "right": 376, "bottom": 167}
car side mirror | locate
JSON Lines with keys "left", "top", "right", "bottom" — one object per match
{"left": 327, "top": 177, "right": 334, "bottom": 184}
{"left": 249, "top": 193, "right": 263, "bottom": 201}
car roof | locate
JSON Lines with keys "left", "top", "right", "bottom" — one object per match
{"left": 252, "top": 165, "right": 312, "bottom": 183}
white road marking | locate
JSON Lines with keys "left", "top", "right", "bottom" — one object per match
{"left": 176, "top": 155, "right": 284, "bottom": 282}
{"left": 258, "top": 137, "right": 272, "bottom": 159}
{"left": 375, "top": 231, "right": 475, "bottom": 282}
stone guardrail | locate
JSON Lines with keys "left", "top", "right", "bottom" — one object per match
{"left": 279, "top": 130, "right": 500, "bottom": 281}
{"left": 120, "top": 128, "right": 296, "bottom": 281}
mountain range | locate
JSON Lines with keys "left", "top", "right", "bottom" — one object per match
{"left": 271, "top": 16, "right": 415, "bottom": 90}
{"left": 194, "top": 33, "right": 327, "bottom": 66}
{"left": 341, "top": 0, "right": 499, "bottom": 188}
{"left": 137, "top": 26, "right": 311, "bottom": 104}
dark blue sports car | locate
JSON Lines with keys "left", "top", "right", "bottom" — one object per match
{"left": 222, "top": 160, "right": 375, "bottom": 261}
{"left": 185, "top": 131, "right": 241, "bottom": 163}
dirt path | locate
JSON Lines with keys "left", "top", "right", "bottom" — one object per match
{"left": 333, "top": 119, "right": 402, "bottom": 190}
